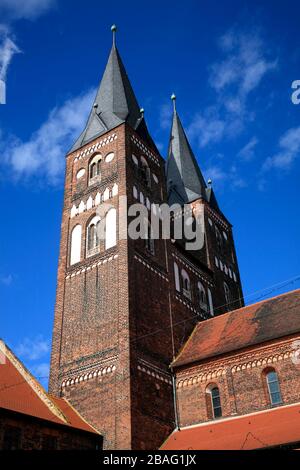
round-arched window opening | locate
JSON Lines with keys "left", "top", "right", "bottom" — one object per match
{"left": 105, "top": 152, "right": 114, "bottom": 163}
{"left": 76, "top": 168, "right": 85, "bottom": 180}
{"left": 206, "top": 384, "right": 222, "bottom": 419}
{"left": 264, "top": 368, "right": 282, "bottom": 406}
{"left": 89, "top": 154, "right": 102, "bottom": 184}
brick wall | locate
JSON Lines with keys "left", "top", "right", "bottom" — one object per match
{"left": 0, "top": 410, "right": 101, "bottom": 450}
{"left": 175, "top": 335, "right": 300, "bottom": 427}
{"left": 49, "top": 124, "right": 132, "bottom": 449}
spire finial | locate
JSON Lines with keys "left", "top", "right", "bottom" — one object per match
{"left": 140, "top": 107, "right": 144, "bottom": 118}
{"left": 111, "top": 24, "right": 117, "bottom": 46}
{"left": 171, "top": 93, "right": 176, "bottom": 112}
{"left": 207, "top": 179, "right": 212, "bottom": 187}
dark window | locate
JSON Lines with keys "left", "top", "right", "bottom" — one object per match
{"left": 87, "top": 220, "right": 101, "bottom": 253}
{"left": 145, "top": 220, "right": 155, "bottom": 255}
{"left": 41, "top": 435, "right": 58, "bottom": 450}
{"left": 90, "top": 162, "right": 97, "bottom": 179}
{"left": 198, "top": 282, "right": 207, "bottom": 312}
{"left": 88, "top": 224, "right": 95, "bottom": 250}
{"left": 181, "top": 271, "right": 191, "bottom": 300}
{"left": 210, "top": 387, "right": 222, "bottom": 419}
{"left": 224, "top": 282, "right": 231, "bottom": 307}
{"left": 89, "top": 156, "right": 101, "bottom": 182}
{"left": 266, "top": 371, "right": 282, "bottom": 405}
{"left": 215, "top": 226, "right": 223, "bottom": 252}
{"left": 3, "top": 426, "right": 21, "bottom": 450}
{"left": 140, "top": 160, "right": 151, "bottom": 188}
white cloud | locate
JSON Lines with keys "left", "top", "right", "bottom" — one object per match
{"left": 210, "top": 31, "right": 277, "bottom": 97}
{"left": 188, "top": 29, "right": 277, "bottom": 149}
{"left": 263, "top": 126, "right": 300, "bottom": 171}
{"left": 238, "top": 137, "right": 258, "bottom": 161}
{"left": 15, "top": 335, "right": 50, "bottom": 361}
{"left": 30, "top": 362, "right": 50, "bottom": 379}
{"left": 204, "top": 164, "right": 247, "bottom": 191}
{"left": 0, "top": 0, "right": 56, "bottom": 21}
{"left": 187, "top": 106, "right": 244, "bottom": 149}
{"left": 204, "top": 165, "right": 227, "bottom": 183}
{"left": 257, "top": 178, "right": 267, "bottom": 192}
{"left": 30, "top": 362, "right": 50, "bottom": 388}
{"left": 0, "top": 273, "right": 13, "bottom": 285}
{"left": 159, "top": 102, "right": 172, "bottom": 130}
{"left": 3, "top": 89, "right": 95, "bottom": 185}
{"left": 0, "top": 27, "right": 20, "bottom": 83}
{"left": 188, "top": 107, "right": 225, "bottom": 148}
{"left": 0, "top": 0, "right": 54, "bottom": 101}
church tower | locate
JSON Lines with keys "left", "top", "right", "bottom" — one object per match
{"left": 49, "top": 27, "right": 243, "bottom": 450}
{"left": 166, "top": 96, "right": 244, "bottom": 315}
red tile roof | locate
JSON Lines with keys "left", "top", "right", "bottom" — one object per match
{"left": 161, "top": 403, "right": 300, "bottom": 450}
{"left": 51, "top": 396, "right": 98, "bottom": 434}
{"left": 172, "top": 289, "right": 300, "bottom": 368}
{"left": 0, "top": 340, "right": 98, "bottom": 435}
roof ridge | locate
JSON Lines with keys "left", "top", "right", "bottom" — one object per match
{"left": 172, "top": 287, "right": 300, "bottom": 368}
{"left": 0, "top": 340, "right": 68, "bottom": 424}
{"left": 199, "top": 287, "right": 300, "bottom": 326}
{"left": 55, "top": 396, "right": 100, "bottom": 434}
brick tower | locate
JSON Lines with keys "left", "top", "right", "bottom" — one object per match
{"left": 49, "top": 27, "right": 244, "bottom": 450}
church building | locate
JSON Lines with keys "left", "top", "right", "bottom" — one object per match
{"left": 45, "top": 26, "right": 300, "bottom": 450}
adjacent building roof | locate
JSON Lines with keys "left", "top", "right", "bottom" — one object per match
{"left": 161, "top": 402, "right": 300, "bottom": 450}
{"left": 172, "top": 289, "right": 300, "bottom": 368}
{"left": 166, "top": 104, "right": 208, "bottom": 205}
{"left": 0, "top": 340, "right": 98, "bottom": 435}
{"left": 70, "top": 42, "right": 156, "bottom": 153}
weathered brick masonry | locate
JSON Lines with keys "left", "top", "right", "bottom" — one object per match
{"left": 172, "top": 290, "right": 300, "bottom": 428}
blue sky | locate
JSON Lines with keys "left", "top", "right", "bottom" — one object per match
{"left": 0, "top": 0, "right": 300, "bottom": 387}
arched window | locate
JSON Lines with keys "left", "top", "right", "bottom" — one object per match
{"left": 90, "top": 162, "right": 97, "bottom": 179}
{"left": 105, "top": 208, "right": 117, "bottom": 250}
{"left": 265, "top": 369, "right": 282, "bottom": 405}
{"left": 181, "top": 269, "right": 191, "bottom": 300}
{"left": 174, "top": 262, "right": 180, "bottom": 292}
{"left": 145, "top": 219, "right": 155, "bottom": 255}
{"left": 105, "top": 152, "right": 114, "bottom": 163}
{"left": 224, "top": 282, "right": 231, "bottom": 307}
{"left": 89, "top": 154, "right": 101, "bottom": 184}
{"left": 70, "top": 225, "right": 82, "bottom": 265}
{"left": 132, "top": 154, "right": 138, "bottom": 166}
{"left": 87, "top": 216, "right": 101, "bottom": 256}
{"left": 198, "top": 282, "right": 207, "bottom": 312}
{"left": 140, "top": 156, "right": 151, "bottom": 188}
{"left": 215, "top": 226, "right": 223, "bottom": 252}
{"left": 207, "top": 385, "right": 222, "bottom": 419}
{"left": 207, "top": 288, "right": 214, "bottom": 316}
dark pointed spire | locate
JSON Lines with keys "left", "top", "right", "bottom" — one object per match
{"left": 111, "top": 24, "right": 117, "bottom": 46}
{"left": 166, "top": 95, "right": 207, "bottom": 205}
{"left": 205, "top": 179, "right": 220, "bottom": 211}
{"left": 70, "top": 26, "right": 156, "bottom": 152}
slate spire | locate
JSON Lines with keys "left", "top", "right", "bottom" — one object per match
{"left": 70, "top": 26, "right": 156, "bottom": 152}
{"left": 166, "top": 95, "right": 208, "bottom": 205}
